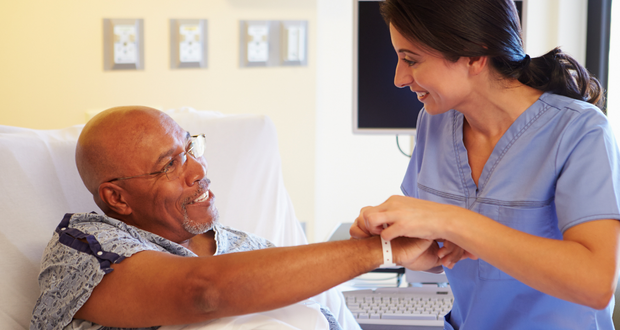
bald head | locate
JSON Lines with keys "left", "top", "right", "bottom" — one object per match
{"left": 76, "top": 106, "right": 181, "bottom": 201}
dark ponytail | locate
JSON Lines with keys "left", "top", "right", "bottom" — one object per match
{"left": 380, "top": 0, "right": 605, "bottom": 109}
{"left": 517, "top": 48, "right": 604, "bottom": 108}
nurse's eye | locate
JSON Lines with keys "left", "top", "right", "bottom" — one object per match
{"left": 402, "top": 58, "right": 417, "bottom": 67}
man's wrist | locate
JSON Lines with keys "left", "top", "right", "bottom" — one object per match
{"left": 349, "top": 236, "right": 384, "bottom": 270}
{"left": 379, "top": 236, "right": 397, "bottom": 268}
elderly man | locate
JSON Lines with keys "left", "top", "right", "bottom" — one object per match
{"left": 30, "top": 106, "right": 440, "bottom": 330}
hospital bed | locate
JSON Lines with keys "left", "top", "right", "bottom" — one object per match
{"left": 0, "top": 108, "right": 356, "bottom": 329}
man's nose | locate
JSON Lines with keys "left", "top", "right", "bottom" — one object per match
{"left": 185, "top": 154, "right": 207, "bottom": 185}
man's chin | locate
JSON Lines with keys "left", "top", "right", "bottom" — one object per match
{"left": 183, "top": 207, "right": 219, "bottom": 235}
{"left": 182, "top": 220, "right": 212, "bottom": 235}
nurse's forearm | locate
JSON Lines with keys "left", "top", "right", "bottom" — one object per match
{"left": 442, "top": 211, "right": 619, "bottom": 309}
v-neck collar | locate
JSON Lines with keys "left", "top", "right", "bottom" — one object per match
{"left": 452, "top": 93, "right": 551, "bottom": 204}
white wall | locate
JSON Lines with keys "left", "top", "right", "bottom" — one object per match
{"left": 315, "top": 0, "right": 411, "bottom": 243}
{"left": 524, "top": 0, "right": 588, "bottom": 62}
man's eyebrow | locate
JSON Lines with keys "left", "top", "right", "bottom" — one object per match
{"left": 155, "top": 148, "right": 176, "bottom": 167}
{"left": 154, "top": 132, "right": 191, "bottom": 166}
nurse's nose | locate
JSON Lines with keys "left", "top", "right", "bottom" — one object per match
{"left": 394, "top": 61, "right": 413, "bottom": 88}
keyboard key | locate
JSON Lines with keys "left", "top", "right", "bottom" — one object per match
{"left": 358, "top": 313, "right": 370, "bottom": 319}
{"left": 382, "top": 313, "right": 438, "bottom": 320}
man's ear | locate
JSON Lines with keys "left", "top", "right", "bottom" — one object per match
{"left": 98, "top": 183, "right": 132, "bottom": 215}
{"left": 468, "top": 56, "right": 488, "bottom": 76}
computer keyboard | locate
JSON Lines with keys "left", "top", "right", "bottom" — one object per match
{"left": 343, "top": 286, "right": 452, "bottom": 329}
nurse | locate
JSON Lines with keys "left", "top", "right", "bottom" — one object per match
{"left": 350, "top": 0, "right": 620, "bottom": 329}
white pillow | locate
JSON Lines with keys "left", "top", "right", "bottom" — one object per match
{"left": 0, "top": 124, "right": 97, "bottom": 330}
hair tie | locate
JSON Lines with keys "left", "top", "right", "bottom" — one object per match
{"left": 521, "top": 54, "right": 531, "bottom": 68}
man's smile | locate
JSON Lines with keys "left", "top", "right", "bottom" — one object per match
{"left": 191, "top": 190, "right": 210, "bottom": 204}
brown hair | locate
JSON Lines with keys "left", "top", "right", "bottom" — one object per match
{"left": 380, "top": 0, "right": 604, "bottom": 109}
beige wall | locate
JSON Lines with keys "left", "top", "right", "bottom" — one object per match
{"left": 0, "top": 0, "right": 317, "bottom": 240}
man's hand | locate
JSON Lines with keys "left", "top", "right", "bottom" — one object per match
{"left": 391, "top": 237, "right": 440, "bottom": 271}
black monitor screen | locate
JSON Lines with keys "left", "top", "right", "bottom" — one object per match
{"left": 356, "top": 1, "right": 422, "bottom": 133}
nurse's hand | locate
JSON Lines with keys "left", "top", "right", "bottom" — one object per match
{"left": 353, "top": 195, "right": 458, "bottom": 240}
{"left": 351, "top": 195, "right": 476, "bottom": 268}
{"left": 351, "top": 205, "right": 448, "bottom": 271}
{"left": 350, "top": 206, "right": 376, "bottom": 238}
{"left": 438, "top": 239, "right": 478, "bottom": 269}
{"left": 351, "top": 217, "right": 474, "bottom": 269}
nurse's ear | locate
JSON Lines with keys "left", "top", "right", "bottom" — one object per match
{"left": 466, "top": 56, "right": 489, "bottom": 76}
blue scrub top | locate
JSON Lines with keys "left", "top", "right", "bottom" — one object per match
{"left": 401, "top": 93, "right": 620, "bottom": 329}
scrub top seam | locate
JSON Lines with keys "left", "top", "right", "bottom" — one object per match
{"left": 452, "top": 110, "right": 471, "bottom": 206}
{"left": 418, "top": 183, "right": 553, "bottom": 207}
{"left": 418, "top": 183, "right": 467, "bottom": 202}
{"left": 478, "top": 103, "right": 550, "bottom": 193}
{"left": 475, "top": 196, "right": 554, "bottom": 208}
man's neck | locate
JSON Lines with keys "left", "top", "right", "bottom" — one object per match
{"left": 180, "top": 230, "right": 217, "bottom": 256}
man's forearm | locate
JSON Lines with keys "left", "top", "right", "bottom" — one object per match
{"left": 195, "top": 237, "right": 384, "bottom": 318}
{"left": 75, "top": 235, "right": 431, "bottom": 327}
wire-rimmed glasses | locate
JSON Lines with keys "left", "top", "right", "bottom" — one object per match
{"left": 107, "top": 134, "right": 206, "bottom": 182}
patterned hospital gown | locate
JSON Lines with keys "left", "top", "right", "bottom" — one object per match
{"left": 31, "top": 212, "right": 341, "bottom": 330}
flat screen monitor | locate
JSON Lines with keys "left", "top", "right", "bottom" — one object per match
{"left": 352, "top": 0, "right": 525, "bottom": 135}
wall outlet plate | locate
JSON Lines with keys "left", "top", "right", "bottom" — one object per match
{"left": 281, "top": 20, "right": 308, "bottom": 66}
{"left": 103, "top": 18, "right": 144, "bottom": 71}
{"left": 239, "top": 20, "right": 281, "bottom": 67}
{"left": 170, "top": 19, "right": 208, "bottom": 69}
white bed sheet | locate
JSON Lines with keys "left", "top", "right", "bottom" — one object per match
{"left": 160, "top": 300, "right": 329, "bottom": 330}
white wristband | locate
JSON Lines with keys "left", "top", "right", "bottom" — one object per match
{"left": 380, "top": 236, "right": 397, "bottom": 268}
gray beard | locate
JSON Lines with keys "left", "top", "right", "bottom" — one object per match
{"left": 182, "top": 207, "right": 219, "bottom": 235}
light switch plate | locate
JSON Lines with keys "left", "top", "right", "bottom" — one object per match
{"left": 281, "top": 21, "right": 308, "bottom": 66}
{"left": 239, "top": 20, "right": 280, "bottom": 67}
{"left": 103, "top": 18, "right": 144, "bottom": 70}
{"left": 170, "top": 19, "right": 208, "bottom": 69}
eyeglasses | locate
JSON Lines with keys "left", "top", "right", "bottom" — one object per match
{"left": 107, "top": 134, "right": 206, "bottom": 183}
